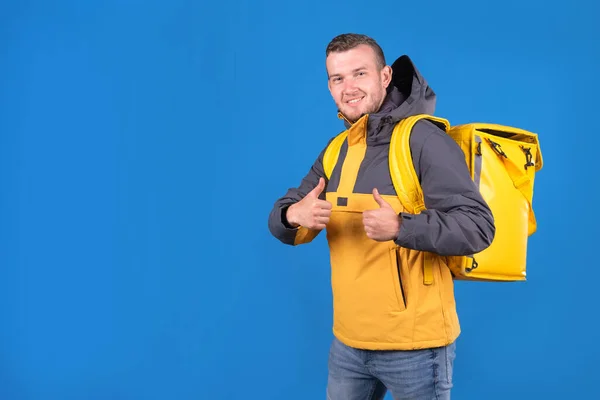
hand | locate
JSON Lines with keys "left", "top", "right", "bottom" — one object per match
{"left": 363, "top": 188, "right": 401, "bottom": 241}
{"left": 286, "top": 177, "right": 332, "bottom": 230}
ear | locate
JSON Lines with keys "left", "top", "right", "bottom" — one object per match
{"left": 381, "top": 65, "right": 393, "bottom": 89}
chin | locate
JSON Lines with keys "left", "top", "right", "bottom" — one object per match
{"left": 340, "top": 108, "right": 364, "bottom": 122}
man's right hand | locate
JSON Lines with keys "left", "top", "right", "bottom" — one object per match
{"left": 286, "top": 177, "right": 332, "bottom": 230}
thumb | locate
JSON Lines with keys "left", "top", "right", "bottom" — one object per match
{"left": 373, "top": 188, "right": 391, "bottom": 208}
{"left": 309, "top": 177, "right": 326, "bottom": 198}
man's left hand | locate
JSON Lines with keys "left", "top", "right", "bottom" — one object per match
{"left": 363, "top": 188, "right": 401, "bottom": 242}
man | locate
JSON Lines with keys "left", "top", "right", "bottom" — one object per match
{"left": 267, "top": 33, "right": 495, "bottom": 400}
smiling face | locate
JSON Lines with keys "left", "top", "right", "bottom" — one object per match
{"left": 326, "top": 44, "right": 392, "bottom": 123}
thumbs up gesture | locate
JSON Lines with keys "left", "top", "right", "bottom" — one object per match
{"left": 363, "top": 188, "right": 401, "bottom": 241}
{"left": 286, "top": 177, "right": 332, "bottom": 230}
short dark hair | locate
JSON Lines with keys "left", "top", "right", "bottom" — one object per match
{"left": 325, "top": 33, "right": 386, "bottom": 69}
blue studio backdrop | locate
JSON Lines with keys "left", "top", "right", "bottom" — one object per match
{"left": 1, "top": 0, "right": 598, "bottom": 399}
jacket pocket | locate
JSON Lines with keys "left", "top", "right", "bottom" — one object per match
{"left": 390, "top": 247, "right": 406, "bottom": 311}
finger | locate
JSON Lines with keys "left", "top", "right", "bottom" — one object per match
{"left": 314, "top": 210, "right": 331, "bottom": 218}
{"left": 373, "top": 188, "right": 391, "bottom": 209}
{"left": 308, "top": 177, "right": 326, "bottom": 198}
{"left": 315, "top": 217, "right": 329, "bottom": 226}
{"left": 316, "top": 200, "right": 333, "bottom": 210}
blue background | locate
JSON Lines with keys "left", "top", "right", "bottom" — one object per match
{"left": 1, "top": 0, "right": 598, "bottom": 399}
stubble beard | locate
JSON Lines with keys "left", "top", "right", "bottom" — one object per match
{"left": 339, "top": 95, "right": 382, "bottom": 123}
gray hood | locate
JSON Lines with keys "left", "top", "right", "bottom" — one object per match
{"left": 339, "top": 55, "right": 437, "bottom": 144}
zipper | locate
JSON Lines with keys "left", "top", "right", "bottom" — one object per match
{"left": 396, "top": 249, "right": 406, "bottom": 308}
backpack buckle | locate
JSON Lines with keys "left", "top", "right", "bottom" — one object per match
{"left": 487, "top": 139, "right": 507, "bottom": 158}
{"left": 465, "top": 257, "right": 478, "bottom": 273}
{"left": 520, "top": 145, "right": 536, "bottom": 169}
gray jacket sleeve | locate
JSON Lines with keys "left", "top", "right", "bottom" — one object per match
{"left": 267, "top": 140, "right": 331, "bottom": 246}
{"left": 395, "top": 122, "right": 495, "bottom": 256}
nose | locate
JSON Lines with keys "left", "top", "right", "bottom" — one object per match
{"left": 342, "top": 78, "right": 358, "bottom": 94}
{"left": 343, "top": 86, "right": 358, "bottom": 95}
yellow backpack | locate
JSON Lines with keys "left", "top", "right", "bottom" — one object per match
{"left": 322, "top": 114, "right": 543, "bottom": 282}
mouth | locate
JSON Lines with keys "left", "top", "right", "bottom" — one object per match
{"left": 345, "top": 96, "right": 365, "bottom": 106}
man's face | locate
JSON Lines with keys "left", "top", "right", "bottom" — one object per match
{"left": 326, "top": 44, "right": 392, "bottom": 123}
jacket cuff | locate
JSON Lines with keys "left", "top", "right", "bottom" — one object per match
{"left": 395, "top": 212, "right": 417, "bottom": 248}
{"left": 281, "top": 206, "right": 299, "bottom": 230}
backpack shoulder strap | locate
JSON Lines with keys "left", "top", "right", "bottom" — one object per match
{"left": 322, "top": 131, "right": 348, "bottom": 180}
{"left": 389, "top": 114, "right": 451, "bottom": 213}
{"left": 390, "top": 114, "right": 451, "bottom": 287}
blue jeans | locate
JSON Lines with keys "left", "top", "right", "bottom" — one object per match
{"left": 326, "top": 337, "right": 456, "bottom": 400}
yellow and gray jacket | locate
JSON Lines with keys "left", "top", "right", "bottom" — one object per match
{"left": 268, "top": 55, "right": 495, "bottom": 350}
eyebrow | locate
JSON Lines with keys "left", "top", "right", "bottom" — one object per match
{"left": 329, "top": 66, "right": 368, "bottom": 79}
